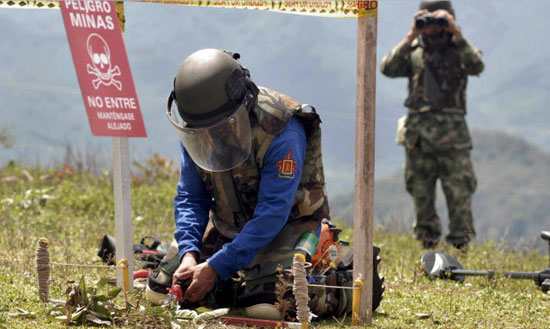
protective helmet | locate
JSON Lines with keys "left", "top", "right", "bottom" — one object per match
{"left": 166, "top": 49, "right": 257, "bottom": 172}
{"left": 419, "top": 0, "right": 455, "bottom": 17}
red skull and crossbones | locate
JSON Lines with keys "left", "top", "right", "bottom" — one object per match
{"left": 86, "top": 33, "right": 122, "bottom": 90}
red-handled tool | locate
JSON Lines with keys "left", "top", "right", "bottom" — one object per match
{"left": 167, "top": 280, "right": 189, "bottom": 302}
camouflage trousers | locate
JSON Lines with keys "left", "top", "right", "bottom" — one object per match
{"left": 405, "top": 147, "right": 477, "bottom": 245}
{"left": 201, "top": 217, "right": 319, "bottom": 282}
{"left": 194, "top": 218, "right": 352, "bottom": 319}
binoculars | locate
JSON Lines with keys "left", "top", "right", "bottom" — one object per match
{"left": 415, "top": 13, "right": 448, "bottom": 30}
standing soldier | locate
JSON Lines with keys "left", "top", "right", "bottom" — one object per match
{"left": 380, "top": 0, "right": 484, "bottom": 250}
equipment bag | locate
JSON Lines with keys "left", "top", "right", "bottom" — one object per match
{"left": 97, "top": 234, "right": 171, "bottom": 269}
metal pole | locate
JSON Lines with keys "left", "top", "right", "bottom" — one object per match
{"left": 353, "top": 12, "right": 378, "bottom": 324}
{"left": 112, "top": 0, "right": 133, "bottom": 292}
{"left": 113, "top": 137, "right": 134, "bottom": 291}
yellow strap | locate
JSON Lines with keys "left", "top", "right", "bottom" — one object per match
{"left": 255, "top": 134, "right": 275, "bottom": 169}
{"left": 118, "top": 259, "right": 130, "bottom": 293}
{"left": 351, "top": 274, "right": 365, "bottom": 325}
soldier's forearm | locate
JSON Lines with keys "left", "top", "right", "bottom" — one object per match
{"left": 380, "top": 40, "right": 412, "bottom": 77}
{"left": 456, "top": 38, "right": 484, "bottom": 75}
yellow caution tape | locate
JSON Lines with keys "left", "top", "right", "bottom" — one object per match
{"left": 135, "top": 0, "right": 377, "bottom": 18}
{"left": 0, "top": 1, "right": 58, "bottom": 9}
{"left": 0, "top": 1, "right": 126, "bottom": 31}
{"left": 1, "top": 0, "right": 378, "bottom": 18}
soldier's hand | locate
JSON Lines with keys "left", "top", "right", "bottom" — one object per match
{"left": 177, "top": 262, "right": 217, "bottom": 303}
{"left": 172, "top": 252, "right": 198, "bottom": 286}
{"left": 434, "top": 9, "right": 463, "bottom": 41}
{"left": 406, "top": 9, "right": 429, "bottom": 44}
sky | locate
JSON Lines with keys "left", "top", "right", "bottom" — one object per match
{"left": 1, "top": 0, "right": 549, "bottom": 195}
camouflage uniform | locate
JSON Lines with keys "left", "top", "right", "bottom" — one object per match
{"left": 380, "top": 37, "right": 484, "bottom": 246}
{"left": 195, "top": 87, "right": 329, "bottom": 279}
{"left": 192, "top": 87, "right": 335, "bottom": 315}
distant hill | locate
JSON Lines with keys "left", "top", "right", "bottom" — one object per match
{"left": 329, "top": 129, "right": 550, "bottom": 249}
{"left": 3, "top": 1, "right": 550, "bottom": 197}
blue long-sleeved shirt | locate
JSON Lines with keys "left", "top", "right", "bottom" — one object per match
{"left": 174, "top": 117, "right": 306, "bottom": 279}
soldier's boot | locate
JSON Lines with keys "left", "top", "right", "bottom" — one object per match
{"left": 236, "top": 275, "right": 293, "bottom": 321}
{"left": 449, "top": 238, "right": 469, "bottom": 253}
{"left": 145, "top": 243, "right": 180, "bottom": 305}
{"left": 446, "top": 228, "right": 473, "bottom": 253}
{"left": 414, "top": 215, "right": 442, "bottom": 250}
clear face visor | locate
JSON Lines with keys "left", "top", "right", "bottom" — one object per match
{"left": 166, "top": 95, "right": 251, "bottom": 172}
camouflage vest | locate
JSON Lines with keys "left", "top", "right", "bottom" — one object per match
{"left": 406, "top": 40, "right": 468, "bottom": 114}
{"left": 196, "top": 87, "right": 330, "bottom": 239}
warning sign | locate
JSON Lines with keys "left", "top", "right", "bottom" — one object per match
{"left": 60, "top": 0, "right": 147, "bottom": 137}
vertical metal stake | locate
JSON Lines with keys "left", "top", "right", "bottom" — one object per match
{"left": 113, "top": 137, "right": 133, "bottom": 291}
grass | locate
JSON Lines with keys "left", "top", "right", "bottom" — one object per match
{"left": 0, "top": 158, "right": 549, "bottom": 328}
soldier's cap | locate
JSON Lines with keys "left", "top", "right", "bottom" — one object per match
{"left": 419, "top": 0, "right": 455, "bottom": 17}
